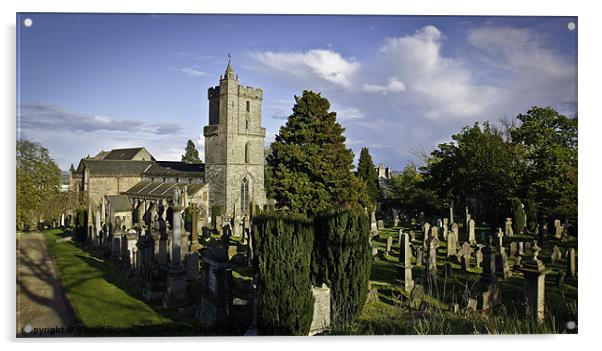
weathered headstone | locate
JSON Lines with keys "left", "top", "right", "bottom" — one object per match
{"left": 509, "top": 242, "right": 518, "bottom": 257}
{"left": 386, "top": 236, "right": 393, "bottom": 255}
{"left": 468, "top": 219, "right": 476, "bottom": 244}
{"left": 446, "top": 229, "right": 457, "bottom": 258}
{"left": 370, "top": 212, "right": 379, "bottom": 237}
{"left": 551, "top": 245, "right": 562, "bottom": 264}
{"left": 423, "top": 222, "right": 431, "bottom": 242}
{"left": 415, "top": 246, "right": 424, "bottom": 267}
{"left": 196, "top": 244, "right": 233, "bottom": 327}
{"left": 554, "top": 219, "right": 562, "bottom": 239}
{"left": 520, "top": 243, "right": 552, "bottom": 323}
{"left": 397, "top": 232, "right": 414, "bottom": 293}
{"left": 430, "top": 226, "right": 439, "bottom": 241}
{"left": 475, "top": 245, "right": 484, "bottom": 268}
{"left": 479, "top": 284, "right": 502, "bottom": 311}
{"left": 426, "top": 237, "right": 439, "bottom": 278}
{"left": 567, "top": 248, "right": 576, "bottom": 277}
{"left": 504, "top": 218, "right": 514, "bottom": 237}
{"left": 496, "top": 228, "right": 504, "bottom": 249}
{"left": 309, "top": 284, "right": 331, "bottom": 335}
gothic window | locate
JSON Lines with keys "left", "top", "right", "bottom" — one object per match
{"left": 240, "top": 178, "right": 250, "bottom": 213}
{"left": 245, "top": 142, "right": 250, "bottom": 163}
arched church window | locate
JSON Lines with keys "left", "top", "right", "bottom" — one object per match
{"left": 240, "top": 178, "right": 250, "bottom": 213}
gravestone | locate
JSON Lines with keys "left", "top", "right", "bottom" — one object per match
{"left": 509, "top": 242, "right": 518, "bottom": 257}
{"left": 196, "top": 244, "right": 233, "bottom": 327}
{"left": 396, "top": 232, "right": 414, "bottom": 293}
{"left": 479, "top": 284, "right": 502, "bottom": 311}
{"left": 443, "top": 218, "right": 449, "bottom": 240}
{"left": 520, "top": 243, "right": 552, "bottom": 323}
{"left": 475, "top": 245, "right": 484, "bottom": 268}
{"left": 551, "top": 245, "right": 562, "bottom": 264}
{"left": 554, "top": 219, "right": 562, "bottom": 239}
{"left": 449, "top": 206, "right": 454, "bottom": 225}
{"left": 446, "top": 229, "right": 457, "bottom": 258}
{"left": 370, "top": 212, "right": 379, "bottom": 236}
{"left": 386, "top": 236, "right": 393, "bottom": 255}
{"left": 163, "top": 188, "right": 188, "bottom": 308}
{"left": 496, "top": 228, "right": 504, "bottom": 250}
{"left": 460, "top": 242, "right": 473, "bottom": 271}
{"left": 480, "top": 241, "right": 497, "bottom": 284}
{"left": 504, "top": 218, "right": 514, "bottom": 237}
{"left": 415, "top": 246, "right": 424, "bottom": 267}
{"left": 468, "top": 219, "right": 476, "bottom": 244}
{"left": 423, "top": 222, "right": 431, "bottom": 242}
{"left": 495, "top": 248, "right": 512, "bottom": 279}
{"left": 567, "top": 248, "right": 576, "bottom": 277}
{"left": 430, "top": 226, "right": 439, "bottom": 241}
{"left": 185, "top": 251, "right": 201, "bottom": 281}
{"left": 309, "top": 284, "right": 331, "bottom": 336}
{"left": 518, "top": 241, "right": 525, "bottom": 256}
{"left": 409, "top": 230, "right": 416, "bottom": 242}
{"left": 426, "top": 237, "right": 439, "bottom": 278}
{"left": 466, "top": 298, "right": 478, "bottom": 312}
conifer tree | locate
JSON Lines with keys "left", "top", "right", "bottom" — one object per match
{"left": 266, "top": 91, "right": 368, "bottom": 216}
{"left": 357, "top": 147, "right": 380, "bottom": 208}
{"left": 181, "top": 139, "right": 202, "bottom": 164}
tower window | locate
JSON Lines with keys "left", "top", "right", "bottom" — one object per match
{"left": 245, "top": 142, "right": 250, "bottom": 163}
{"left": 246, "top": 119, "right": 250, "bottom": 130}
{"left": 240, "top": 178, "right": 250, "bottom": 213}
{"left": 246, "top": 101, "right": 250, "bottom": 112}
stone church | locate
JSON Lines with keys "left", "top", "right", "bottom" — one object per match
{"left": 69, "top": 61, "right": 267, "bottom": 231}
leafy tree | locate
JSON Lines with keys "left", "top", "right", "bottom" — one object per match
{"left": 266, "top": 91, "right": 368, "bottom": 216}
{"left": 510, "top": 107, "right": 577, "bottom": 226}
{"left": 16, "top": 139, "right": 62, "bottom": 228}
{"left": 181, "top": 139, "right": 202, "bottom": 164}
{"left": 383, "top": 164, "right": 441, "bottom": 218}
{"left": 422, "top": 122, "right": 519, "bottom": 227}
{"left": 357, "top": 147, "right": 380, "bottom": 209}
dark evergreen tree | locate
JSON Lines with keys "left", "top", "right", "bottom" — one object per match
{"left": 357, "top": 147, "right": 380, "bottom": 209}
{"left": 252, "top": 213, "right": 315, "bottom": 335}
{"left": 266, "top": 90, "right": 369, "bottom": 216}
{"left": 181, "top": 139, "right": 202, "bottom": 164}
{"left": 312, "top": 210, "right": 372, "bottom": 324}
{"left": 510, "top": 197, "right": 526, "bottom": 235}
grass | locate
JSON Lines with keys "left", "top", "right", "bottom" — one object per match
{"left": 356, "top": 223, "right": 578, "bottom": 335}
{"left": 43, "top": 229, "right": 173, "bottom": 330}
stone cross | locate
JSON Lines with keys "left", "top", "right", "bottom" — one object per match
{"left": 423, "top": 222, "right": 431, "bottom": 242}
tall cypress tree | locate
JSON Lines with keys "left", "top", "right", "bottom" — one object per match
{"left": 357, "top": 147, "right": 380, "bottom": 208}
{"left": 266, "top": 90, "right": 368, "bottom": 216}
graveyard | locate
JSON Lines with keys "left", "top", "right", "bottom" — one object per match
{"left": 32, "top": 207, "right": 577, "bottom": 336}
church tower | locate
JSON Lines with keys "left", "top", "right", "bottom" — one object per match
{"left": 204, "top": 60, "right": 267, "bottom": 219}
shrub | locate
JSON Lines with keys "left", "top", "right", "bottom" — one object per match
{"left": 251, "top": 213, "right": 315, "bottom": 335}
{"left": 312, "top": 209, "right": 372, "bottom": 324}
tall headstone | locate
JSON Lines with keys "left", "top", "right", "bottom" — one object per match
{"left": 426, "top": 237, "right": 439, "bottom": 278}
{"left": 504, "top": 218, "right": 514, "bottom": 237}
{"left": 423, "top": 222, "right": 431, "bottom": 242}
{"left": 567, "top": 248, "right": 576, "bottom": 277}
{"left": 554, "top": 219, "right": 562, "bottom": 239}
{"left": 520, "top": 243, "right": 552, "bottom": 323}
{"left": 480, "top": 240, "right": 497, "bottom": 284}
{"left": 370, "top": 212, "right": 379, "bottom": 236}
{"left": 163, "top": 188, "right": 188, "bottom": 308}
{"left": 309, "top": 284, "right": 331, "bottom": 336}
{"left": 496, "top": 228, "right": 504, "bottom": 250}
{"left": 386, "top": 236, "right": 393, "bottom": 255}
{"left": 449, "top": 205, "right": 454, "bottom": 225}
{"left": 415, "top": 246, "right": 424, "bottom": 267}
{"left": 442, "top": 218, "right": 449, "bottom": 240}
{"left": 446, "top": 229, "right": 457, "bottom": 258}
{"left": 397, "top": 232, "right": 414, "bottom": 293}
{"left": 475, "top": 245, "right": 484, "bottom": 268}
{"left": 468, "top": 219, "right": 476, "bottom": 244}
{"left": 430, "top": 226, "right": 439, "bottom": 241}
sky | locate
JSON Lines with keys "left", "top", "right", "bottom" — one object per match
{"left": 16, "top": 13, "right": 577, "bottom": 171}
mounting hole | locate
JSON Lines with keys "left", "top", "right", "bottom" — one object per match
{"left": 566, "top": 320, "right": 577, "bottom": 330}
{"left": 23, "top": 18, "right": 33, "bottom": 27}
{"left": 23, "top": 324, "right": 33, "bottom": 333}
{"left": 568, "top": 22, "right": 576, "bottom": 31}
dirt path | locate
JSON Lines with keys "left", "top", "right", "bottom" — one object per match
{"left": 16, "top": 232, "right": 75, "bottom": 337}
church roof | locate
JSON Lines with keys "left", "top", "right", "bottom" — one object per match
{"left": 147, "top": 161, "right": 205, "bottom": 177}
{"left": 103, "top": 147, "right": 154, "bottom": 160}
{"left": 105, "top": 195, "right": 132, "bottom": 212}
{"left": 81, "top": 159, "right": 154, "bottom": 176}
{"left": 123, "top": 180, "right": 205, "bottom": 200}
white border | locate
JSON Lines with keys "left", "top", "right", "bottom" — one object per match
{"left": 2, "top": 1, "right": 599, "bottom": 350}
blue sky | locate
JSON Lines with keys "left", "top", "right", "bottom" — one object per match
{"left": 16, "top": 13, "right": 577, "bottom": 171}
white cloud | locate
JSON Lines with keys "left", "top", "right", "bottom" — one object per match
{"left": 251, "top": 49, "right": 360, "bottom": 88}
{"left": 378, "top": 25, "right": 498, "bottom": 120}
{"left": 362, "top": 77, "right": 406, "bottom": 95}
{"left": 168, "top": 66, "right": 207, "bottom": 77}
{"left": 331, "top": 105, "right": 364, "bottom": 121}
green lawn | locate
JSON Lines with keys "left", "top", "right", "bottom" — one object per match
{"left": 43, "top": 229, "right": 173, "bottom": 329}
